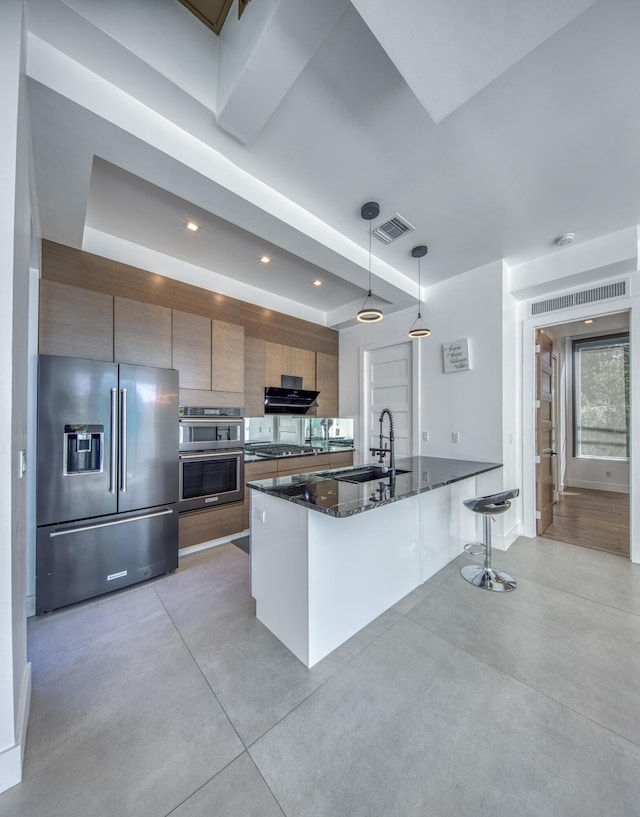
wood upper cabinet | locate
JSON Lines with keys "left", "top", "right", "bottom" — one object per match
{"left": 172, "top": 309, "right": 211, "bottom": 390}
{"left": 39, "top": 280, "right": 114, "bottom": 361}
{"left": 315, "top": 352, "right": 338, "bottom": 417}
{"left": 114, "top": 297, "right": 172, "bottom": 368}
{"left": 244, "top": 337, "right": 265, "bottom": 416}
{"left": 264, "top": 342, "right": 316, "bottom": 389}
{"left": 212, "top": 320, "right": 244, "bottom": 393}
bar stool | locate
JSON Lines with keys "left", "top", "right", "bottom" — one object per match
{"left": 460, "top": 489, "right": 519, "bottom": 592}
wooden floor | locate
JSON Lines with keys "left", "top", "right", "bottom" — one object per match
{"left": 543, "top": 488, "right": 630, "bottom": 558}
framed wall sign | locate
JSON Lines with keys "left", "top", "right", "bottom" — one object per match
{"left": 442, "top": 338, "right": 470, "bottom": 373}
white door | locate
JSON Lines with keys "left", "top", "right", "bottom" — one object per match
{"left": 364, "top": 342, "right": 413, "bottom": 461}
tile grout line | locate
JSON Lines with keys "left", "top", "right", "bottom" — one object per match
{"left": 152, "top": 578, "right": 291, "bottom": 817}
{"left": 458, "top": 553, "right": 640, "bottom": 619}
{"left": 401, "top": 596, "right": 640, "bottom": 752}
{"left": 243, "top": 611, "right": 403, "bottom": 753}
{"left": 151, "top": 586, "right": 248, "bottom": 751}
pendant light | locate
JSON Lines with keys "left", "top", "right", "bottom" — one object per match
{"left": 408, "top": 244, "right": 431, "bottom": 338}
{"left": 357, "top": 201, "right": 383, "bottom": 323}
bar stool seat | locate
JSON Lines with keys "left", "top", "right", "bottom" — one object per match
{"left": 460, "top": 488, "right": 519, "bottom": 592}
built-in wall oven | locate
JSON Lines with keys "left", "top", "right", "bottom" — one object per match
{"left": 178, "top": 407, "right": 244, "bottom": 511}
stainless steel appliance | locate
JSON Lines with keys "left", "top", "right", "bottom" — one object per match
{"left": 178, "top": 406, "right": 244, "bottom": 511}
{"left": 178, "top": 406, "right": 243, "bottom": 451}
{"left": 36, "top": 355, "right": 179, "bottom": 614}
{"left": 246, "top": 443, "right": 318, "bottom": 458}
{"left": 263, "top": 386, "right": 319, "bottom": 414}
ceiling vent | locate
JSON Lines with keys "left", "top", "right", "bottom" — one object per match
{"left": 373, "top": 213, "right": 414, "bottom": 245}
{"left": 530, "top": 280, "right": 627, "bottom": 317}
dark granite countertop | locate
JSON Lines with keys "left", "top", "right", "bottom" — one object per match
{"left": 247, "top": 456, "right": 502, "bottom": 517}
{"left": 244, "top": 444, "right": 355, "bottom": 464}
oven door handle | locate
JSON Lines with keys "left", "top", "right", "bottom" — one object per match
{"left": 179, "top": 418, "right": 243, "bottom": 424}
{"left": 179, "top": 451, "right": 243, "bottom": 460}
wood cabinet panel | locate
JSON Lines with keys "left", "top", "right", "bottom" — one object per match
{"left": 178, "top": 502, "right": 244, "bottom": 549}
{"left": 276, "top": 454, "right": 332, "bottom": 476}
{"left": 212, "top": 320, "right": 244, "bottom": 393}
{"left": 172, "top": 310, "right": 211, "bottom": 390}
{"left": 329, "top": 451, "right": 353, "bottom": 468}
{"left": 329, "top": 451, "right": 353, "bottom": 469}
{"left": 264, "top": 342, "right": 316, "bottom": 389}
{"left": 240, "top": 299, "right": 338, "bottom": 355}
{"left": 114, "top": 297, "right": 172, "bottom": 367}
{"left": 246, "top": 461, "right": 279, "bottom": 480}
{"left": 315, "top": 352, "right": 338, "bottom": 417}
{"left": 39, "top": 280, "right": 113, "bottom": 361}
{"left": 43, "top": 241, "right": 338, "bottom": 353}
{"left": 244, "top": 337, "right": 265, "bottom": 416}
{"left": 179, "top": 388, "right": 244, "bottom": 409}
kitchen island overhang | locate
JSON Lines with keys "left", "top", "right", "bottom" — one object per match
{"left": 249, "top": 456, "right": 503, "bottom": 667}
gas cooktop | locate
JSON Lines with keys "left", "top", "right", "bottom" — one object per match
{"left": 247, "top": 444, "right": 319, "bottom": 458}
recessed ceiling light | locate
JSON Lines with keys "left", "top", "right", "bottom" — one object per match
{"left": 553, "top": 232, "right": 575, "bottom": 247}
{"left": 584, "top": 319, "right": 594, "bottom": 324}
{"left": 260, "top": 255, "right": 271, "bottom": 264}
{"left": 312, "top": 279, "right": 323, "bottom": 287}
{"left": 186, "top": 221, "right": 199, "bottom": 232}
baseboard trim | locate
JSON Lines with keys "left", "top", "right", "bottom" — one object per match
{"left": 178, "top": 530, "right": 248, "bottom": 558}
{"left": 492, "top": 521, "right": 521, "bottom": 551}
{"left": 0, "top": 661, "right": 31, "bottom": 793}
{"left": 567, "top": 480, "right": 629, "bottom": 494}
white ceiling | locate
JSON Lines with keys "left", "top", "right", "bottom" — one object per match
{"left": 24, "top": 0, "right": 640, "bottom": 328}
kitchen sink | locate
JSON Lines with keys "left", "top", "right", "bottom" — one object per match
{"left": 334, "top": 467, "right": 410, "bottom": 484}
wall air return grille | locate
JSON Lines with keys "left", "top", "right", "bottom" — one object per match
{"left": 373, "top": 214, "right": 414, "bottom": 244}
{"left": 530, "top": 280, "right": 627, "bottom": 316}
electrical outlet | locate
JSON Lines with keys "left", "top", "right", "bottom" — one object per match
{"left": 605, "top": 470, "right": 612, "bottom": 478}
{"left": 422, "top": 431, "right": 429, "bottom": 442}
{"left": 451, "top": 431, "right": 460, "bottom": 444}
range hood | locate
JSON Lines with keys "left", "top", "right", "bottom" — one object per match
{"left": 264, "top": 387, "right": 319, "bottom": 415}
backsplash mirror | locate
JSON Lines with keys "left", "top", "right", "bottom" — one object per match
{"left": 245, "top": 417, "right": 354, "bottom": 447}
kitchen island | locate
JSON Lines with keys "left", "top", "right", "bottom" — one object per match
{"left": 248, "top": 456, "right": 502, "bottom": 667}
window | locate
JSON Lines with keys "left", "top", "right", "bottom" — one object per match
{"left": 573, "top": 333, "right": 629, "bottom": 459}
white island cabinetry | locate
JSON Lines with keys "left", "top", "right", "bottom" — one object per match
{"left": 250, "top": 458, "right": 501, "bottom": 667}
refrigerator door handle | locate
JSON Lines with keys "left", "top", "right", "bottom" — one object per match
{"left": 110, "top": 387, "right": 118, "bottom": 494}
{"left": 120, "top": 387, "right": 128, "bottom": 493}
{"left": 48, "top": 507, "right": 174, "bottom": 538}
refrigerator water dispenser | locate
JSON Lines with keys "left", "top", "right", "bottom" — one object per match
{"left": 63, "top": 424, "right": 104, "bottom": 475}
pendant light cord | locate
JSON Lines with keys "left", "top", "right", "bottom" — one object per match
{"left": 368, "top": 218, "right": 373, "bottom": 294}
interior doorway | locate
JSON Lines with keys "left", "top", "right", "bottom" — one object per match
{"left": 363, "top": 341, "right": 414, "bottom": 460}
{"left": 534, "top": 312, "right": 630, "bottom": 558}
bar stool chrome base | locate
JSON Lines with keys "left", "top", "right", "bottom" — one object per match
{"left": 460, "top": 488, "right": 519, "bottom": 593}
{"left": 460, "top": 564, "right": 517, "bottom": 592}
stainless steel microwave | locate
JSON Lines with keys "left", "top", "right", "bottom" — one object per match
{"left": 178, "top": 406, "right": 244, "bottom": 452}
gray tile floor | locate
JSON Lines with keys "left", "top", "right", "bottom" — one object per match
{"left": 2, "top": 536, "right": 640, "bottom": 816}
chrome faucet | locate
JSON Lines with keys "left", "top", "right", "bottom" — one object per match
{"left": 369, "top": 408, "right": 395, "bottom": 480}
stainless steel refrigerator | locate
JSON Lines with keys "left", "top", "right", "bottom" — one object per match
{"left": 36, "top": 355, "right": 179, "bottom": 614}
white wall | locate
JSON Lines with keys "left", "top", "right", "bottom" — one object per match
{"left": 420, "top": 261, "right": 504, "bottom": 461}
{"left": 340, "top": 260, "right": 504, "bottom": 462}
{"left": 0, "top": 0, "right": 32, "bottom": 792}
{"left": 340, "top": 259, "right": 515, "bottom": 546}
